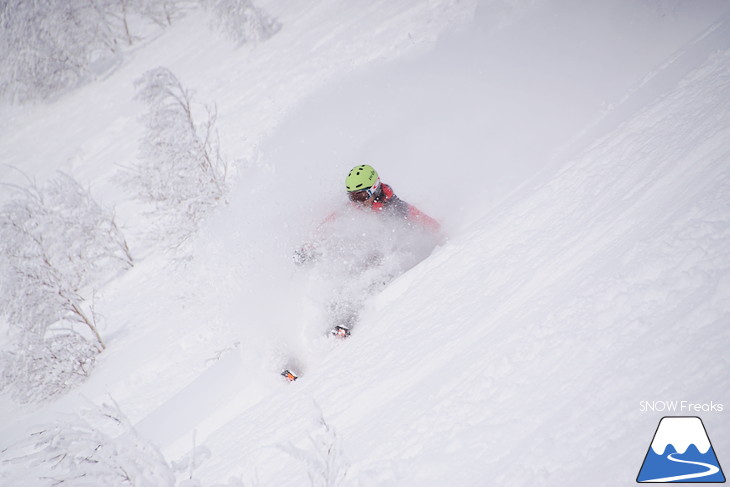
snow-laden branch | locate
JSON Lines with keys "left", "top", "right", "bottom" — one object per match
{"left": 277, "top": 412, "right": 350, "bottom": 487}
{"left": 125, "top": 66, "right": 228, "bottom": 246}
{"left": 0, "top": 399, "right": 176, "bottom": 486}
{"left": 0, "top": 172, "right": 133, "bottom": 403}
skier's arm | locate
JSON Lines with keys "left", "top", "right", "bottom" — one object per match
{"left": 293, "top": 211, "right": 339, "bottom": 265}
{"left": 386, "top": 193, "right": 441, "bottom": 235}
{"left": 406, "top": 204, "right": 441, "bottom": 233}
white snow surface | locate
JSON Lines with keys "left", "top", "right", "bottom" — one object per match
{"left": 2, "top": 0, "right": 730, "bottom": 485}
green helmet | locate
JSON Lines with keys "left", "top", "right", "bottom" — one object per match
{"left": 345, "top": 165, "right": 379, "bottom": 192}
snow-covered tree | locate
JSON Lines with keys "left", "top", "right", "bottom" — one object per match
{"left": 90, "top": 0, "right": 190, "bottom": 46}
{"left": 0, "top": 331, "right": 99, "bottom": 404}
{"left": 0, "top": 399, "right": 177, "bottom": 486}
{"left": 0, "top": 172, "right": 133, "bottom": 402}
{"left": 0, "top": 399, "right": 226, "bottom": 486}
{"left": 126, "top": 67, "right": 228, "bottom": 245}
{"left": 203, "top": 0, "right": 281, "bottom": 45}
{"left": 0, "top": 0, "right": 190, "bottom": 102}
{"left": 0, "top": 0, "right": 112, "bottom": 101}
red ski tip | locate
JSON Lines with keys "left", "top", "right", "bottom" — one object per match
{"left": 281, "top": 369, "right": 298, "bottom": 382}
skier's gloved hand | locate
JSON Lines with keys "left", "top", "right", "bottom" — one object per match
{"left": 293, "top": 248, "right": 309, "bottom": 265}
{"left": 293, "top": 243, "right": 318, "bottom": 265}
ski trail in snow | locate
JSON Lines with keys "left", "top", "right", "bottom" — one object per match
{"left": 642, "top": 453, "right": 720, "bottom": 483}
{"left": 134, "top": 349, "right": 243, "bottom": 448}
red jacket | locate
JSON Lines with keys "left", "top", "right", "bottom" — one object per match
{"left": 368, "top": 183, "right": 440, "bottom": 233}
{"left": 295, "top": 184, "right": 441, "bottom": 264}
{"left": 319, "top": 183, "right": 440, "bottom": 232}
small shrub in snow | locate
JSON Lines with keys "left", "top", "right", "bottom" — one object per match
{"left": 203, "top": 0, "right": 281, "bottom": 45}
{"left": 0, "top": 331, "right": 99, "bottom": 404}
{"left": 0, "top": 172, "right": 132, "bottom": 402}
{"left": 278, "top": 414, "right": 349, "bottom": 487}
{"left": 0, "top": 400, "right": 177, "bottom": 486}
{"left": 127, "top": 67, "right": 228, "bottom": 245}
{"left": 0, "top": 399, "right": 225, "bottom": 486}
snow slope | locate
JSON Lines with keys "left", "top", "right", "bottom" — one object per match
{"left": 2, "top": 1, "right": 730, "bottom": 486}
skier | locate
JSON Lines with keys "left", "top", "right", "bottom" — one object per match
{"left": 295, "top": 164, "right": 440, "bottom": 265}
{"left": 281, "top": 166, "right": 441, "bottom": 380}
{"left": 343, "top": 164, "right": 441, "bottom": 232}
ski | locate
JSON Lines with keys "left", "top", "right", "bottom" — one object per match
{"left": 281, "top": 326, "right": 350, "bottom": 383}
{"left": 330, "top": 325, "right": 351, "bottom": 338}
{"left": 281, "top": 369, "right": 298, "bottom": 382}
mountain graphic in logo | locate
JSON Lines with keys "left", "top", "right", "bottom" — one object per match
{"left": 637, "top": 416, "right": 725, "bottom": 483}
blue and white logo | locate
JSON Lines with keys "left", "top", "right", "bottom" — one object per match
{"left": 637, "top": 416, "right": 725, "bottom": 483}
